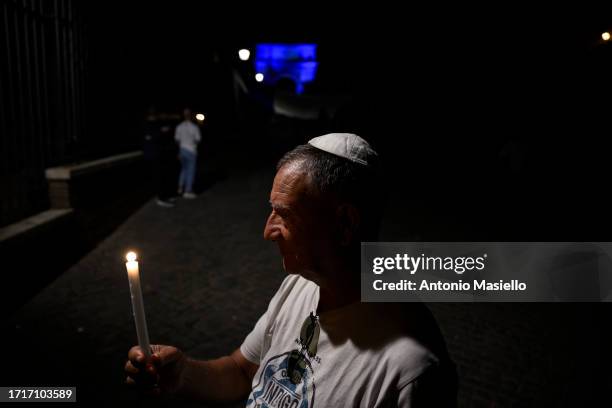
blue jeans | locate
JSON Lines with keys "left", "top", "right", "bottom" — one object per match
{"left": 178, "top": 148, "right": 197, "bottom": 193}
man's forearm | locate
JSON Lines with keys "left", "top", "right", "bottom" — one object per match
{"left": 178, "top": 355, "right": 253, "bottom": 402}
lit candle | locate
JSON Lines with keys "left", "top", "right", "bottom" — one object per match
{"left": 125, "top": 251, "right": 151, "bottom": 359}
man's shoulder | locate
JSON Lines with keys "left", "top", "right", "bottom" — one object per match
{"left": 260, "top": 275, "right": 317, "bottom": 327}
{"left": 274, "top": 274, "right": 316, "bottom": 299}
{"left": 366, "top": 322, "right": 456, "bottom": 394}
{"left": 356, "top": 302, "right": 452, "bottom": 381}
{"left": 270, "top": 275, "right": 316, "bottom": 307}
{"left": 383, "top": 332, "right": 440, "bottom": 375}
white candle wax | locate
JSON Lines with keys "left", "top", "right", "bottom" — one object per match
{"left": 125, "top": 252, "right": 151, "bottom": 359}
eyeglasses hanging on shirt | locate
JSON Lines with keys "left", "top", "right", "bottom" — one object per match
{"left": 287, "top": 312, "right": 320, "bottom": 384}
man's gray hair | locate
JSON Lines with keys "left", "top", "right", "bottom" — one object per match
{"left": 277, "top": 144, "right": 384, "bottom": 240}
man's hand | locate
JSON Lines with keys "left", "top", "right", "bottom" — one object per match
{"left": 125, "top": 346, "right": 258, "bottom": 402}
{"left": 125, "top": 344, "right": 187, "bottom": 395}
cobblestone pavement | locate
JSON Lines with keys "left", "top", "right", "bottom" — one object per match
{"left": 1, "top": 152, "right": 282, "bottom": 407}
{"left": 1, "top": 143, "right": 610, "bottom": 407}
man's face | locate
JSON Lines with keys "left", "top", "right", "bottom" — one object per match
{"left": 263, "top": 164, "right": 337, "bottom": 282}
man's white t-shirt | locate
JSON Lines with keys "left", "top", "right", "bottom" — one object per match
{"left": 240, "top": 275, "right": 456, "bottom": 407}
{"left": 174, "top": 121, "right": 201, "bottom": 153}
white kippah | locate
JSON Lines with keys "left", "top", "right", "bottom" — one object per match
{"left": 307, "top": 133, "right": 377, "bottom": 166}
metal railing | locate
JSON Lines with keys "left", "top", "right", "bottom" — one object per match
{"left": 0, "top": 0, "right": 86, "bottom": 226}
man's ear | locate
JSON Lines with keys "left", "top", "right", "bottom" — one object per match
{"left": 336, "top": 203, "right": 361, "bottom": 246}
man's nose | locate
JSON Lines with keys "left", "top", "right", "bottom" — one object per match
{"left": 263, "top": 213, "right": 280, "bottom": 241}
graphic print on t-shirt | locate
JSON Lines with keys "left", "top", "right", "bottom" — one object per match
{"left": 247, "top": 351, "right": 316, "bottom": 408}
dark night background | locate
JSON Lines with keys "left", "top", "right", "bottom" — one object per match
{"left": 84, "top": 2, "right": 612, "bottom": 240}
{"left": 1, "top": 0, "right": 612, "bottom": 406}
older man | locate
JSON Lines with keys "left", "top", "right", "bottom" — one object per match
{"left": 125, "top": 133, "right": 457, "bottom": 407}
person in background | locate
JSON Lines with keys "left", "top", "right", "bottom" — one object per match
{"left": 143, "top": 106, "right": 176, "bottom": 208}
{"left": 175, "top": 108, "right": 201, "bottom": 199}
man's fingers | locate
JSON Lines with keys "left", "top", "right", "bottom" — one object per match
{"left": 126, "top": 344, "right": 181, "bottom": 396}
{"left": 125, "top": 360, "right": 139, "bottom": 375}
{"left": 151, "top": 345, "right": 182, "bottom": 367}
{"left": 127, "top": 346, "right": 146, "bottom": 366}
{"left": 125, "top": 360, "right": 158, "bottom": 386}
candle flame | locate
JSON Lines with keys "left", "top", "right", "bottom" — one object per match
{"left": 126, "top": 251, "right": 137, "bottom": 262}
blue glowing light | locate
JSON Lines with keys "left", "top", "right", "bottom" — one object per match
{"left": 254, "top": 44, "right": 318, "bottom": 94}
